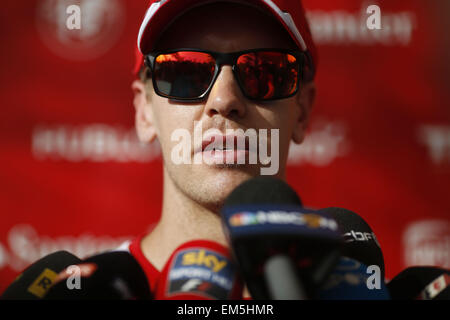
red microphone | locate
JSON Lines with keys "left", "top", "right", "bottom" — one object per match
{"left": 155, "top": 240, "right": 243, "bottom": 300}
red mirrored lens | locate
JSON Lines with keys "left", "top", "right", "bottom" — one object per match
{"left": 154, "top": 51, "right": 216, "bottom": 98}
{"left": 236, "top": 52, "right": 299, "bottom": 99}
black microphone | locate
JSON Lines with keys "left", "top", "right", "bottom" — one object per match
{"left": 318, "top": 256, "right": 391, "bottom": 300}
{"left": 319, "top": 207, "right": 386, "bottom": 280}
{"left": 45, "top": 251, "right": 152, "bottom": 300}
{"left": 220, "top": 176, "right": 342, "bottom": 300}
{"left": 387, "top": 266, "right": 450, "bottom": 300}
{"left": 1, "top": 251, "right": 82, "bottom": 300}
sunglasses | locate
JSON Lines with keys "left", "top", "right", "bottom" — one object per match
{"left": 144, "top": 48, "right": 313, "bottom": 102}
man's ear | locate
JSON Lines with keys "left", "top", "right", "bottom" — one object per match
{"left": 131, "top": 79, "right": 157, "bottom": 143}
{"left": 292, "top": 81, "right": 316, "bottom": 144}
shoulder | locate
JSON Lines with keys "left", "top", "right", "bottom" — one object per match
{"left": 112, "top": 235, "right": 161, "bottom": 293}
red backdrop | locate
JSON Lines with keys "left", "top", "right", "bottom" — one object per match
{"left": 1, "top": 0, "right": 449, "bottom": 294}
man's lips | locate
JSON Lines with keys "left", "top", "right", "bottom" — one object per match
{"left": 194, "top": 134, "right": 250, "bottom": 154}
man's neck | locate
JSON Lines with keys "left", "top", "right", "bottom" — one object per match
{"left": 141, "top": 167, "right": 228, "bottom": 271}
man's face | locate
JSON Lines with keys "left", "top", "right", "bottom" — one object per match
{"left": 133, "top": 3, "right": 315, "bottom": 212}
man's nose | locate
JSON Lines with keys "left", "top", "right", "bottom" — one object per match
{"left": 203, "top": 66, "right": 247, "bottom": 119}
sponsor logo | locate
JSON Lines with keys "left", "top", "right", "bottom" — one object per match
{"left": 418, "top": 125, "right": 450, "bottom": 165}
{"left": 418, "top": 274, "right": 450, "bottom": 300}
{"left": 287, "top": 120, "right": 349, "bottom": 166}
{"left": 180, "top": 278, "right": 210, "bottom": 292}
{"left": 343, "top": 230, "right": 381, "bottom": 248}
{"left": 32, "top": 124, "right": 161, "bottom": 163}
{"left": 229, "top": 211, "right": 338, "bottom": 231}
{"left": 1, "top": 224, "right": 130, "bottom": 272}
{"left": 307, "top": 4, "right": 416, "bottom": 46}
{"left": 403, "top": 220, "right": 450, "bottom": 269}
{"left": 36, "top": 0, "right": 125, "bottom": 61}
{"left": 27, "top": 268, "right": 58, "bottom": 298}
{"left": 168, "top": 248, "right": 235, "bottom": 299}
{"left": 31, "top": 121, "right": 347, "bottom": 166}
{"left": 181, "top": 249, "right": 227, "bottom": 273}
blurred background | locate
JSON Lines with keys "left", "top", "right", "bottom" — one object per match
{"left": 0, "top": 0, "right": 449, "bottom": 294}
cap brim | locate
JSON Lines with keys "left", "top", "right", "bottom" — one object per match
{"left": 137, "top": 0, "right": 308, "bottom": 54}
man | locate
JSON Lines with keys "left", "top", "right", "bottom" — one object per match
{"left": 1, "top": 0, "right": 317, "bottom": 299}
{"left": 124, "top": 0, "right": 318, "bottom": 296}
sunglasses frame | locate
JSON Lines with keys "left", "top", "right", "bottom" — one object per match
{"left": 144, "top": 48, "right": 314, "bottom": 102}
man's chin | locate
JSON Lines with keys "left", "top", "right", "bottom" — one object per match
{"left": 191, "top": 167, "right": 258, "bottom": 211}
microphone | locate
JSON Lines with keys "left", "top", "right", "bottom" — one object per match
{"left": 220, "top": 176, "right": 342, "bottom": 300}
{"left": 45, "top": 251, "right": 152, "bottom": 300}
{"left": 319, "top": 207, "right": 386, "bottom": 280}
{"left": 387, "top": 266, "right": 450, "bottom": 300}
{"left": 155, "top": 240, "right": 243, "bottom": 300}
{"left": 1, "top": 251, "right": 82, "bottom": 300}
{"left": 317, "top": 256, "right": 390, "bottom": 300}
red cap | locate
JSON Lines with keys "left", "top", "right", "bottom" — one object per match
{"left": 134, "top": 0, "right": 317, "bottom": 79}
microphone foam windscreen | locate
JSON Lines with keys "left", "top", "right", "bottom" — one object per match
{"left": 2, "top": 251, "right": 82, "bottom": 300}
{"left": 45, "top": 251, "right": 151, "bottom": 300}
{"left": 319, "top": 207, "right": 385, "bottom": 279}
{"left": 223, "top": 176, "right": 302, "bottom": 207}
{"left": 388, "top": 266, "right": 450, "bottom": 300}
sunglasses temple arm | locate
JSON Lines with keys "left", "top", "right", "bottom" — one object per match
{"left": 302, "top": 51, "right": 315, "bottom": 82}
